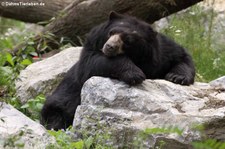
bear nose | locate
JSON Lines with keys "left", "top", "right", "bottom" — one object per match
{"left": 105, "top": 44, "right": 119, "bottom": 51}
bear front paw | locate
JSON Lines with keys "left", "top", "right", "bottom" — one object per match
{"left": 165, "top": 73, "right": 192, "bottom": 85}
{"left": 120, "top": 69, "right": 146, "bottom": 85}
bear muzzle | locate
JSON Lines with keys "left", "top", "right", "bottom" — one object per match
{"left": 102, "top": 34, "right": 123, "bottom": 57}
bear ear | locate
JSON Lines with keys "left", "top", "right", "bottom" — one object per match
{"left": 109, "top": 11, "right": 123, "bottom": 20}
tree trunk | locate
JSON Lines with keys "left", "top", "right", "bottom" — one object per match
{"left": 44, "top": 0, "right": 203, "bottom": 45}
{"left": 10, "top": 0, "right": 203, "bottom": 54}
{"left": 0, "top": 0, "right": 73, "bottom": 23}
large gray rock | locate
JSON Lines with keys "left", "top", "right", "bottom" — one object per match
{"left": 73, "top": 76, "right": 225, "bottom": 148}
{"left": 16, "top": 47, "right": 82, "bottom": 103}
{"left": 0, "top": 102, "right": 55, "bottom": 148}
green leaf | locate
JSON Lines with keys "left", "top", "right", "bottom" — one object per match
{"left": 6, "top": 53, "right": 14, "bottom": 66}
{"left": 26, "top": 46, "right": 36, "bottom": 53}
{"left": 0, "top": 53, "right": 6, "bottom": 66}
{"left": 36, "top": 103, "right": 43, "bottom": 110}
{"left": 73, "top": 140, "right": 84, "bottom": 149}
{"left": 29, "top": 51, "right": 38, "bottom": 56}
{"left": 0, "top": 66, "right": 13, "bottom": 75}
{"left": 85, "top": 136, "right": 94, "bottom": 149}
{"left": 27, "top": 41, "right": 35, "bottom": 45}
{"left": 20, "top": 104, "right": 29, "bottom": 109}
{"left": 20, "top": 59, "right": 32, "bottom": 66}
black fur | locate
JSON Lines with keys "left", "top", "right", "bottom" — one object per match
{"left": 41, "top": 12, "right": 195, "bottom": 130}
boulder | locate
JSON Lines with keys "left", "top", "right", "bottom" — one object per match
{"left": 73, "top": 76, "right": 225, "bottom": 148}
{"left": 15, "top": 47, "right": 82, "bottom": 103}
{"left": 0, "top": 102, "right": 55, "bottom": 148}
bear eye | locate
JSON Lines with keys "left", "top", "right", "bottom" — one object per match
{"left": 109, "top": 28, "right": 124, "bottom": 37}
{"left": 123, "top": 34, "right": 136, "bottom": 45}
{"left": 108, "top": 30, "right": 115, "bottom": 36}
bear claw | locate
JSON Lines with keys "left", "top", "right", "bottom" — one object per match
{"left": 165, "top": 73, "right": 190, "bottom": 85}
{"left": 120, "top": 69, "right": 146, "bottom": 85}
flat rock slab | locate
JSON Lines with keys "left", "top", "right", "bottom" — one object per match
{"left": 73, "top": 76, "right": 225, "bottom": 148}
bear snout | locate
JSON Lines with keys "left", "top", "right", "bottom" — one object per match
{"left": 102, "top": 34, "right": 123, "bottom": 57}
{"left": 102, "top": 43, "right": 118, "bottom": 57}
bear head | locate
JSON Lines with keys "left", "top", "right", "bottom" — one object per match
{"left": 101, "top": 11, "right": 159, "bottom": 63}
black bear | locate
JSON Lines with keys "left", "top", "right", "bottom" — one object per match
{"left": 41, "top": 12, "right": 195, "bottom": 130}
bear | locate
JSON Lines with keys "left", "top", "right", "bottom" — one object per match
{"left": 40, "top": 11, "right": 195, "bottom": 130}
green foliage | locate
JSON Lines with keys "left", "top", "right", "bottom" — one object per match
{"left": 142, "top": 126, "right": 183, "bottom": 136}
{"left": 0, "top": 18, "right": 38, "bottom": 101}
{"left": 192, "top": 139, "right": 225, "bottom": 149}
{"left": 47, "top": 128, "right": 98, "bottom": 149}
{"left": 5, "top": 97, "right": 22, "bottom": 111}
{"left": 20, "top": 94, "right": 45, "bottom": 120}
{"left": 0, "top": 18, "right": 38, "bottom": 97}
{"left": 0, "top": 17, "right": 71, "bottom": 120}
{"left": 1, "top": 94, "right": 45, "bottom": 122}
{"left": 47, "top": 128, "right": 81, "bottom": 149}
{"left": 161, "top": 6, "right": 225, "bottom": 82}
{"left": 0, "top": 51, "right": 34, "bottom": 97}
{"left": 133, "top": 126, "right": 225, "bottom": 149}
{"left": 47, "top": 123, "right": 114, "bottom": 149}
{"left": 0, "top": 66, "right": 12, "bottom": 87}
{"left": 47, "top": 126, "right": 184, "bottom": 149}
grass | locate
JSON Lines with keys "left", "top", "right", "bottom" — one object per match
{"left": 161, "top": 6, "right": 225, "bottom": 82}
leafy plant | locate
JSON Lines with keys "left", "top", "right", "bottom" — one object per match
{"left": 0, "top": 19, "right": 38, "bottom": 100}
{"left": 47, "top": 128, "right": 81, "bottom": 149}
{"left": 192, "top": 139, "right": 225, "bottom": 149}
{"left": 47, "top": 118, "right": 114, "bottom": 149}
{"left": 20, "top": 94, "right": 45, "bottom": 121}
{"left": 47, "top": 127, "right": 96, "bottom": 149}
{"left": 0, "top": 51, "right": 34, "bottom": 99}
